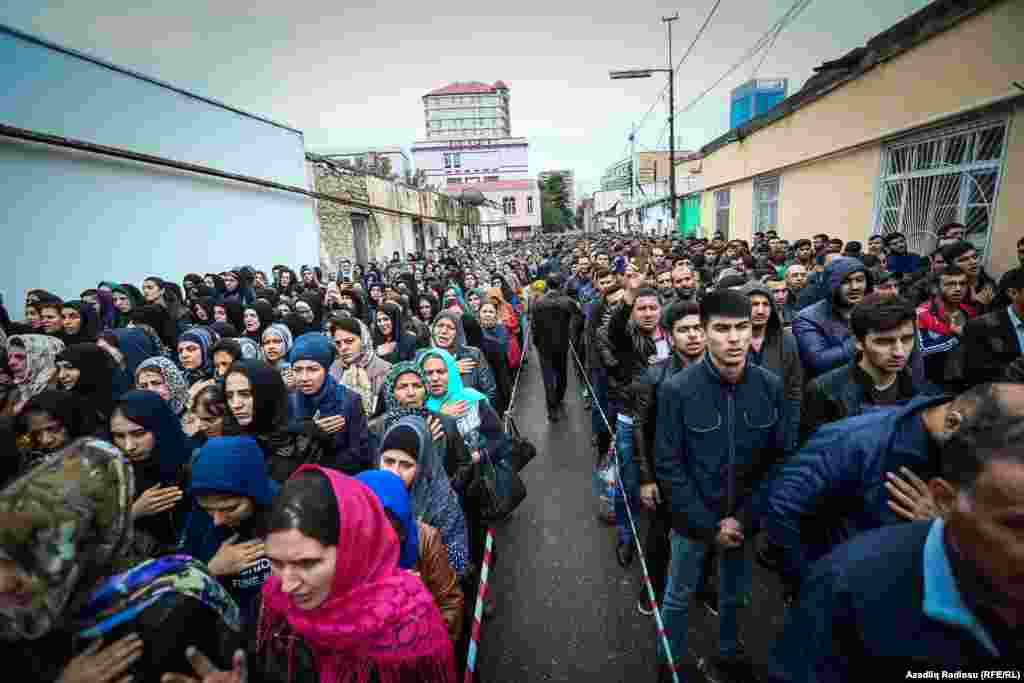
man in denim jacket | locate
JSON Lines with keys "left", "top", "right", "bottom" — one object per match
{"left": 655, "top": 289, "right": 793, "bottom": 683}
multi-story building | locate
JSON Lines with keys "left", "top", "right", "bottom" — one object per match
{"left": 315, "top": 147, "right": 410, "bottom": 178}
{"left": 538, "top": 169, "right": 575, "bottom": 210}
{"left": 729, "top": 79, "right": 788, "bottom": 129}
{"left": 412, "top": 80, "right": 539, "bottom": 240}
{"left": 423, "top": 81, "right": 511, "bottom": 141}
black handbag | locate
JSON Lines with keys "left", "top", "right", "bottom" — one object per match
{"left": 502, "top": 415, "right": 538, "bottom": 472}
{"left": 474, "top": 446, "right": 527, "bottom": 523}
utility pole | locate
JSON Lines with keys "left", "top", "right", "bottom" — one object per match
{"left": 629, "top": 122, "right": 636, "bottom": 232}
{"left": 663, "top": 12, "right": 679, "bottom": 237}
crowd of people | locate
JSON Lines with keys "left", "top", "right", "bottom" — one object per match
{"left": 1, "top": 220, "right": 1022, "bottom": 682}
{"left": 0, "top": 250, "right": 533, "bottom": 682}
{"left": 524, "top": 223, "right": 1022, "bottom": 680}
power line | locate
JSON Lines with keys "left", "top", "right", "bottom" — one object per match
{"left": 674, "top": 0, "right": 813, "bottom": 118}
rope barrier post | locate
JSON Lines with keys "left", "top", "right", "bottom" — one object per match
{"left": 463, "top": 528, "right": 495, "bottom": 683}
{"left": 568, "top": 338, "right": 681, "bottom": 683}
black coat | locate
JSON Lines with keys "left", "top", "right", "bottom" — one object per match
{"left": 962, "top": 307, "right": 1022, "bottom": 389}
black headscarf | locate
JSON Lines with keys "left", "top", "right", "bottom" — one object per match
{"left": 243, "top": 301, "right": 276, "bottom": 342}
{"left": 281, "top": 312, "right": 312, "bottom": 339}
{"left": 56, "top": 343, "right": 119, "bottom": 421}
{"left": 191, "top": 297, "right": 217, "bottom": 326}
{"left": 208, "top": 321, "right": 240, "bottom": 339}
{"left": 60, "top": 301, "right": 100, "bottom": 345}
{"left": 218, "top": 300, "right": 245, "bottom": 334}
{"left": 129, "top": 304, "right": 177, "bottom": 349}
{"left": 222, "top": 359, "right": 289, "bottom": 437}
{"left": 17, "top": 390, "right": 99, "bottom": 454}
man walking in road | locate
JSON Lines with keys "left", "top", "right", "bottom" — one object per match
{"left": 531, "top": 273, "right": 582, "bottom": 422}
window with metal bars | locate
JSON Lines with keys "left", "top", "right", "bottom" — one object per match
{"left": 875, "top": 120, "right": 1006, "bottom": 257}
{"left": 754, "top": 176, "right": 780, "bottom": 234}
{"left": 715, "top": 189, "right": 731, "bottom": 238}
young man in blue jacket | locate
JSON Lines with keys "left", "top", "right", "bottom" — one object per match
{"left": 769, "top": 386, "right": 1024, "bottom": 680}
{"left": 655, "top": 289, "right": 793, "bottom": 683}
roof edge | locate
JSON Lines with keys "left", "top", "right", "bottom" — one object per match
{"left": 700, "top": 0, "right": 1003, "bottom": 157}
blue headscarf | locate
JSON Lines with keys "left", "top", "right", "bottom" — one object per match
{"left": 418, "top": 348, "right": 486, "bottom": 412}
{"left": 177, "top": 326, "right": 215, "bottom": 385}
{"left": 288, "top": 332, "right": 335, "bottom": 371}
{"left": 356, "top": 470, "right": 419, "bottom": 570}
{"left": 111, "top": 328, "right": 161, "bottom": 378}
{"left": 190, "top": 436, "right": 280, "bottom": 505}
{"left": 113, "top": 389, "right": 192, "bottom": 482}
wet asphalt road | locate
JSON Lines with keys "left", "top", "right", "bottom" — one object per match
{"left": 476, "top": 346, "right": 790, "bottom": 683}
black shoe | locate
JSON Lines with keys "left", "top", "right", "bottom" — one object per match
{"left": 547, "top": 409, "right": 560, "bottom": 423}
{"left": 706, "top": 653, "right": 761, "bottom": 683}
{"left": 616, "top": 541, "right": 634, "bottom": 567}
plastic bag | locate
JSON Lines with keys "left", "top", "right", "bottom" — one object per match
{"left": 593, "top": 442, "right": 617, "bottom": 525}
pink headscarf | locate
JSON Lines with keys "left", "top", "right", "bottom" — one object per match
{"left": 258, "top": 465, "right": 455, "bottom": 683}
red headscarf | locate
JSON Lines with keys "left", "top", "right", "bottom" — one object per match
{"left": 258, "top": 466, "right": 456, "bottom": 683}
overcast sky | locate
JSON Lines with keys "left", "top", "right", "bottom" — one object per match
{"left": 2, "top": 0, "right": 933, "bottom": 198}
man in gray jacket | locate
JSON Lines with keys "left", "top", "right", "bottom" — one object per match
{"left": 739, "top": 281, "right": 803, "bottom": 450}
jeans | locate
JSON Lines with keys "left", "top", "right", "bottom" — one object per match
{"left": 590, "top": 367, "right": 613, "bottom": 452}
{"left": 661, "top": 532, "right": 751, "bottom": 664}
{"left": 613, "top": 414, "right": 641, "bottom": 546}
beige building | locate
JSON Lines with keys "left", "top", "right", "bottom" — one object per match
{"left": 695, "top": 0, "right": 1023, "bottom": 276}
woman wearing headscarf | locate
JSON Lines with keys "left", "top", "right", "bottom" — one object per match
{"left": 82, "top": 288, "right": 116, "bottom": 332}
{"left": 221, "top": 359, "right": 316, "bottom": 484}
{"left": 135, "top": 356, "right": 190, "bottom": 418}
{"left": 378, "top": 413, "right": 469, "bottom": 580}
{"left": 56, "top": 343, "right": 122, "bottom": 422}
{"left": 417, "top": 348, "right": 504, "bottom": 470}
{"left": 208, "top": 320, "right": 240, "bottom": 340}
{"left": 203, "top": 273, "right": 228, "bottom": 303}
{"left": 130, "top": 304, "right": 178, "bottom": 352}
{"left": 214, "top": 300, "right": 246, "bottom": 337}
{"left": 462, "top": 311, "right": 511, "bottom": 417}
{"left": 0, "top": 438, "right": 240, "bottom": 683}
{"left": 176, "top": 326, "right": 216, "bottom": 387}
{"left": 297, "top": 291, "right": 325, "bottom": 332}
{"left": 191, "top": 296, "right": 217, "bottom": 326}
{"left": 109, "top": 391, "right": 193, "bottom": 558}
{"left": 287, "top": 333, "right": 372, "bottom": 476}
{"left": 179, "top": 435, "right": 278, "bottom": 622}
{"left": 329, "top": 317, "right": 392, "bottom": 419}
{"left": 13, "top": 390, "right": 99, "bottom": 474}
{"left": 274, "top": 267, "right": 299, "bottom": 298}
{"left": 102, "top": 327, "right": 161, "bottom": 379}
{"left": 373, "top": 301, "right": 418, "bottom": 365}
{"left": 465, "top": 288, "right": 485, "bottom": 316}
{"left": 416, "top": 294, "right": 441, "bottom": 330}
{"left": 261, "top": 322, "right": 294, "bottom": 381}
{"left": 242, "top": 301, "right": 276, "bottom": 343}
{"left": 486, "top": 287, "right": 522, "bottom": 371}
{"left": 167, "top": 466, "right": 456, "bottom": 683}
{"left": 58, "top": 301, "right": 100, "bottom": 345}
{"left": 441, "top": 285, "right": 466, "bottom": 315}
{"left": 4, "top": 334, "right": 64, "bottom": 417}
{"left": 110, "top": 284, "right": 144, "bottom": 329}
{"left": 429, "top": 311, "right": 497, "bottom": 406}
{"left": 357, "top": 469, "right": 465, "bottom": 644}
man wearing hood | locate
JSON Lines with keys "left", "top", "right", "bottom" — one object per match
{"left": 180, "top": 435, "right": 277, "bottom": 623}
{"left": 792, "top": 256, "right": 872, "bottom": 378}
{"left": 739, "top": 281, "right": 803, "bottom": 449}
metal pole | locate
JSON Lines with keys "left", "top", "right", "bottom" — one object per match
{"left": 663, "top": 13, "right": 679, "bottom": 236}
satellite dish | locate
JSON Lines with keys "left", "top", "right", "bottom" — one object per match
{"left": 460, "top": 188, "right": 486, "bottom": 207}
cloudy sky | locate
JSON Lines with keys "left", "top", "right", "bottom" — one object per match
{"left": 2, "top": 0, "right": 933, "bottom": 198}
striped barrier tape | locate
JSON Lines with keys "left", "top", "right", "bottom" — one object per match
{"left": 463, "top": 526, "right": 495, "bottom": 683}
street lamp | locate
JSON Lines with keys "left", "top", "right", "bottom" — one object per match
{"left": 609, "top": 13, "right": 679, "bottom": 234}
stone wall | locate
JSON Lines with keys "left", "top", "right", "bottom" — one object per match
{"left": 311, "top": 162, "right": 369, "bottom": 270}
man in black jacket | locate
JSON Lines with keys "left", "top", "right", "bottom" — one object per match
{"left": 530, "top": 273, "right": 582, "bottom": 422}
{"left": 963, "top": 267, "right": 1024, "bottom": 389}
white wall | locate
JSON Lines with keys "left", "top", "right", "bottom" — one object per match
{"left": 0, "top": 26, "right": 317, "bottom": 317}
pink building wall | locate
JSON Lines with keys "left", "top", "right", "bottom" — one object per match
{"left": 412, "top": 138, "right": 530, "bottom": 185}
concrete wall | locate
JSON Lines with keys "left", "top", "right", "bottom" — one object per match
{"left": 1, "top": 26, "right": 317, "bottom": 314}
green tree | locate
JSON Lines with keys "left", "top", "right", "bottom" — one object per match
{"left": 540, "top": 174, "right": 572, "bottom": 231}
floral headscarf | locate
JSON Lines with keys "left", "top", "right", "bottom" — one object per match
{"left": 0, "top": 438, "right": 133, "bottom": 640}
{"left": 382, "top": 362, "right": 427, "bottom": 413}
{"left": 7, "top": 334, "right": 65, "bottom": 407}
{"left": 134, "top": 356, "right": 190, "bottom": 416}
{"left": 340, "top": 319, "right": 379, "bottom": 416}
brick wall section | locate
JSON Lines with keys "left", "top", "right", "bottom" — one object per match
{"left": 313, "top": 163, "right": 481, "bottom": 267}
